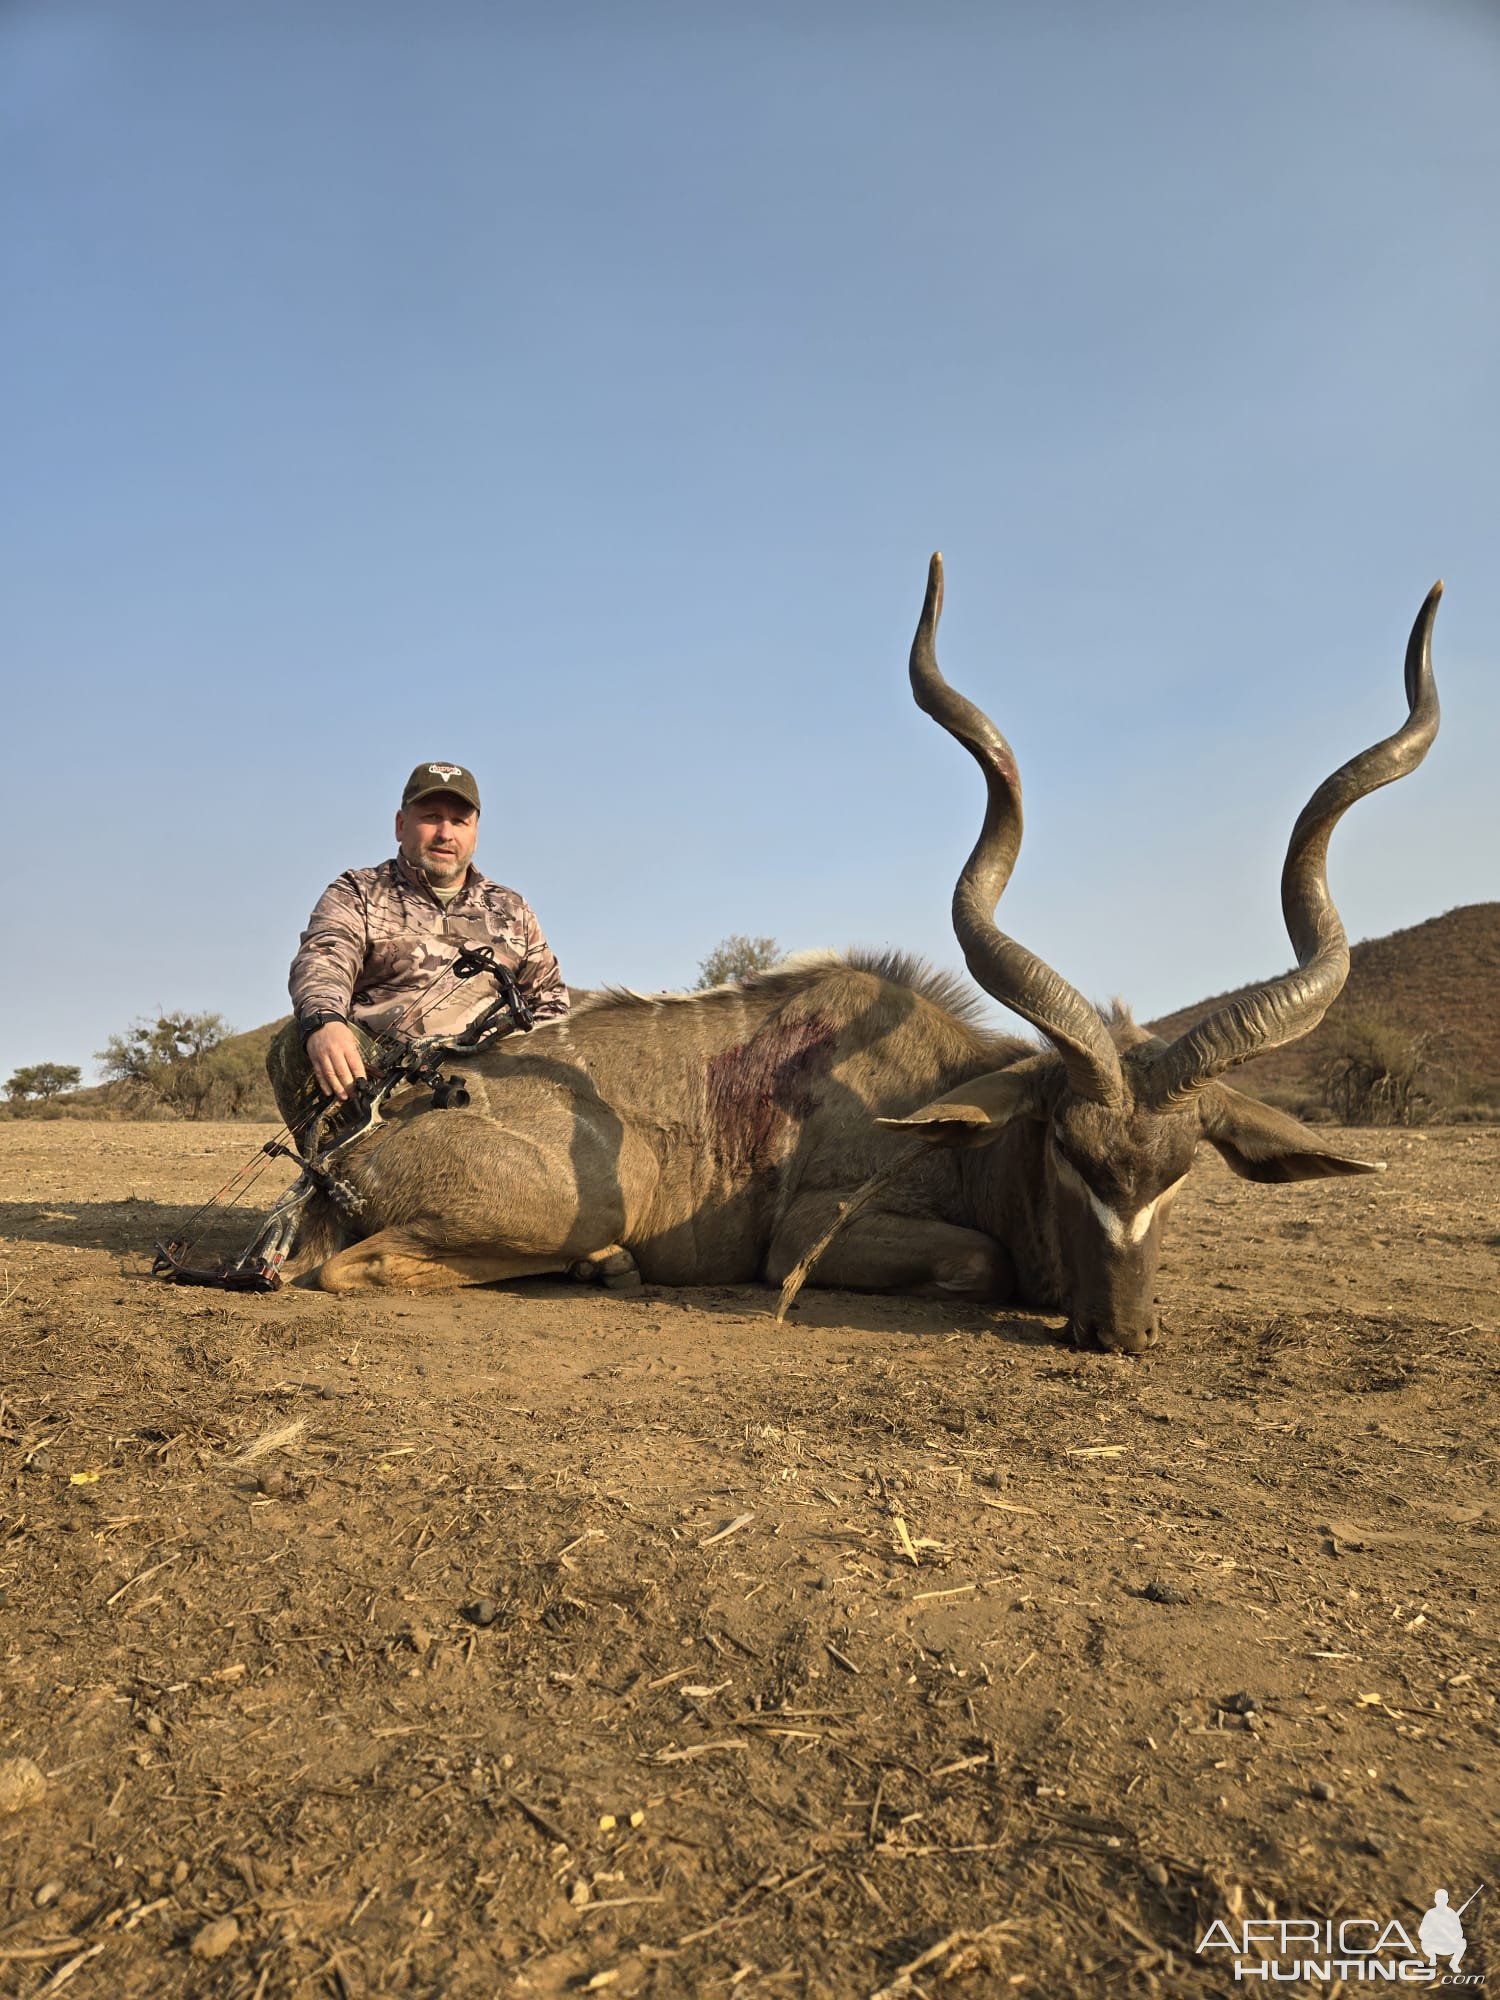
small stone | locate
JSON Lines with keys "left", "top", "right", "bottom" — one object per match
{"left": 0, "top": 1756, "right": 46, "bottom": 1814}
{"left": 257, "top": 1468, "right": 288, "bottom": 1497}
{"left": 34, "top": 1880, "right": 63, "bottom": 1908}
{"left": 1144, "top": 1861, "right": 1170, "bottom": 1890}
{"left": 465, "top": 1597, "right": 500, "bottom": 1627}
{"left": 1309, "top": 1780, "right": 1336, "bottom": 1802}
{"left": 190, "top": 1916, "right": 240, "bottom": 1960}
{"left": 1142, "top": 1579, "right": 1190, "bottom": 1606}
{"left": 171, "top": 1860, "right": 190, "bottom": 1887}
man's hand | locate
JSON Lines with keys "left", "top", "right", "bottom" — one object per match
{"left": 305, "top": 1021, "right": 367, "bottom": 1101}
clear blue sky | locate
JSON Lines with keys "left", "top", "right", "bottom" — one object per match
{"left": 3, "top": 0, "right": 1496, "bottom": 1080}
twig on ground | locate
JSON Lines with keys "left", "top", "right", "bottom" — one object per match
{"left": 654, "top": 1738, "right": 751, "bottom": 1763}
{"left": 868, "top": 1922, "right": 1020, "bottom": 1999}
{"left": 226, "top": 1418, "right": 307, "bottom": 1467}
{"left": 39, "top": 1943, "right": 106, "bottom": 1996}
{"left": 699, "top": 1513, "right": 755, "bottom": 1548}
{"left": 507, "top": 1792, "right": 571, "bottom": 1847}
{"left": 105, "top": 1553, "right": 179, "bottom": 1609}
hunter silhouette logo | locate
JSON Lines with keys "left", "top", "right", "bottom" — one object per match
{"left": 1420, "top": 1889, "right": 1474, "bottom": 1974}
{"left": 426, "top": 764, "right": 463, "bottom": 782}
{"left": 1198, "top": 1881, "right": 1485, "bottom": 1983}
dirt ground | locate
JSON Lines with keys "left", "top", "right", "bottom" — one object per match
{"left": 0, "top": 1121, "right": 1495, "bottom": 1999}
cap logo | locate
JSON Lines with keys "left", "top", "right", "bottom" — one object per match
{"left": 426, "top": 764, "right": 463, "bottom": 782}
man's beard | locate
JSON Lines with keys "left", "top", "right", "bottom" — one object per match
{"left": 417, "top": 852, "right": 466, "bottom": 887}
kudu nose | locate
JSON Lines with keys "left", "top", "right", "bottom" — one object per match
{"left": 1073, "top": 1314, "right": 1160, "bottom": 1356}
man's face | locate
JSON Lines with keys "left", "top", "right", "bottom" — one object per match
{"left": 395, "top": 793, "right": 479, "bottom": 888}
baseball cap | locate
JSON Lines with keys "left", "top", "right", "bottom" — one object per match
{"left": 401, "top": 762, "right": 481, "bottom": 813}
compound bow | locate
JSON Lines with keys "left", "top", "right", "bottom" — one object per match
{"left": 151, "top": 942, "right": 535, "bottom": 1292}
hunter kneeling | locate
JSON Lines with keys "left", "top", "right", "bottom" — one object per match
{"left": 267, "top": 760, "right": 569, "bottom": 1139}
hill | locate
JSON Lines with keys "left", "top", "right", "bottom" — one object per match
{"left": 1146, "top": 902, "right": 1500, "bottom": 1115}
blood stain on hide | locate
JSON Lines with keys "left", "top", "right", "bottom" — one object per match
{"left": 704, "top": 1013, "right": 838, "bottom": 1172}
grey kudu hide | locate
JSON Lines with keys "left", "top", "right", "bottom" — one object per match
{"left": 290, "top": 557, "right": 1442, "bottom": 1352}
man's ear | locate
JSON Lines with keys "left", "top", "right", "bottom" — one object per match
{"left": 1199, "top": 1082, "right": 1387, "bottom": 1182}
{"left": 877, "top": 1060, "right": 1051, "bottom": 1149}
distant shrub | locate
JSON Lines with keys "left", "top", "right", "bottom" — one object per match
{"left": 95, "top": 1011, "right": 275, "bottom": 1121}
{"left": 4, "top": 1062, "right": 81, "bottom": 1108}
{"left": 1256, "top": 1083, "right": 1333, "bottom": 1125}
{"left": 1443, "top": 1082, "right": 1500, "bottom": 1125}
{"left": 1320, "top": 1012, "right": 1457, "bottom": 1126}
{"left": 696, "top": 935, "right": 782, "bottom": 989}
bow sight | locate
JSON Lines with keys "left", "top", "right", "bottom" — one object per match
{"left": 151, "top": 942, "right": 535, "bottom": 1292}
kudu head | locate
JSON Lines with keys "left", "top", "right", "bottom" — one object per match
{"left": 880, "top": 555, "right": 1443, "bottom": 1355}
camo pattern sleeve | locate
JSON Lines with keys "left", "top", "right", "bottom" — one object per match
{"left": 288, "top": 870, "right": 373, "bottom": 1033}
{"left": 289, "top": 859, "right": 569, "bottom": 1043}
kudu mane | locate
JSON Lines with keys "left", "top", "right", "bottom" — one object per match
{"left": 579, "top": 948, "right": 998, "bottom": 1036}
{"left": 572, "top": 948, "right": 1159, "bottom": 1091}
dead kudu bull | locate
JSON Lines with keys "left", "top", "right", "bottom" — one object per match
{"left": 288, "top": 559, "right": 1441, "bottom": 1351}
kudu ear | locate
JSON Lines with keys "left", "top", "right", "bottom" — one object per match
{"left": 1199, "top": 1083, "right": 1387, "bottom": 1183}
{"left": 876, "top": 1062, "right": 1050, "bottom": 1149}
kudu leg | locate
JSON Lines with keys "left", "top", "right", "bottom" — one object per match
{"left": 568, "top": 1244, "right": 644, "bottom": 1292}
{"left": 300, "top": 1093, "right": 648, "bottom": 1294}
{"left": 307, "top": 1229, "right": 575, "bottom": 1293}
{"left": 766, "top": 1201, "right": 1014, "bottom": 1303}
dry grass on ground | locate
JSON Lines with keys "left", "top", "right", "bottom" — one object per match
{"left": 1, "top": 1122, "right": 1495, "bottom": 1997}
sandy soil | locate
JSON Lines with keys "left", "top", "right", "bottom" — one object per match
{"left": 0, "top": 1121, "right": 1495, "bottom": 1998}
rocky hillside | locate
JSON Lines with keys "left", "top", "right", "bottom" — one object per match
{"left": 1147, "top": 903, "right": 1500, "bottom": 1112}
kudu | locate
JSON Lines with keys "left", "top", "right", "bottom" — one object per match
{"left": 288, "top": 556, "right": 1441, "bottom": 1353}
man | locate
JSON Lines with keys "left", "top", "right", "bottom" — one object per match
{"left": 266, "top": 761, "right": 568, "bottom": 1130}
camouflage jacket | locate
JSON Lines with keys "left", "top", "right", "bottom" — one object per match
{"left": 289, "top": 855, "right": 569, "bottom": 1043}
